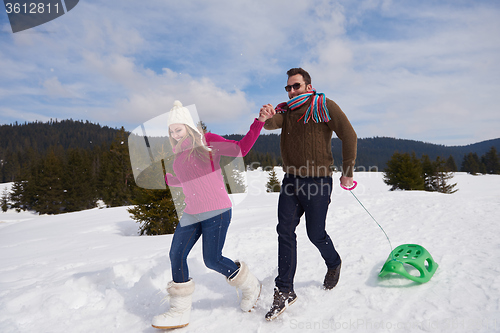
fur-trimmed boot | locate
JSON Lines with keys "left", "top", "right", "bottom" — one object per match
{"left": 152, "top": 279, "right": 195, "bottom": 329}
{"left": 227, "top": 261, "right": 261, "bottom": 312}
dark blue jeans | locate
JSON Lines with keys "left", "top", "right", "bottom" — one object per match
{"left": 169, "top": 208, "right": 239, "bottom": 283}
{"left": 275, "top": 174, "right": 341, "bottom": 292}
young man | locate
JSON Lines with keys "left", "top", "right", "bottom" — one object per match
{"left": 262, "top": 68, "right": 357, "bottom": 320}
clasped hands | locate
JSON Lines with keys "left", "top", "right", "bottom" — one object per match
{"left": 257, "top": 104, "right": 276, "bottom": 122}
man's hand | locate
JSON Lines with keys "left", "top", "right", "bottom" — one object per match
{"left": 258, "top": 104, "right": 276, "bottom": 122}
{"left": 340, "top": 176, "right": 354, "bottom": 188}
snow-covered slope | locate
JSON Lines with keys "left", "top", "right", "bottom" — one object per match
{"left": 1, "top": 171, "right": 499, "bottom": 332}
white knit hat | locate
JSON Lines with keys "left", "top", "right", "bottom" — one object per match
{"left": 168, "top": 100, "right": 202, "bottom": 136}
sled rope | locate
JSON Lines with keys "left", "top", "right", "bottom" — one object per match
{"left": 351, "top": 191, "right": 393, "bottom": 253}
{"left": 342, "top": 182, "right": 398, "bottom": 261}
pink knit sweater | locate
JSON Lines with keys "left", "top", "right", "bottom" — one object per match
{"left": 165, "top": 119, "right": 264, "bottom": 214}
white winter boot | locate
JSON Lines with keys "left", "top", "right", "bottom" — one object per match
{"left": 152, "top": 279, "right": 195, "bottom": 329}
{"left": 227, "top": 261, "right": 261, "bottom": 312}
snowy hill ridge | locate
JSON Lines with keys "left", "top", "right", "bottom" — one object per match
{"left": 1, "top": 171, "right": 499, "bottom": 333}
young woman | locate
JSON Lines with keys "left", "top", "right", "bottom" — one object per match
{"left": 152, "top": 101, "right": 273, "bottom": 329}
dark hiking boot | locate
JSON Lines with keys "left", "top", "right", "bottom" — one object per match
{"left": 323, "top": 262, "right": 341, "bottom": 290}
{"left": 265, "top": 287, "right": 297, "bottom": 321}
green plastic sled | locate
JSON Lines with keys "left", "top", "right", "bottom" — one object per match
{"left": 379, "top": 244, "right": 438, "bottom": 283}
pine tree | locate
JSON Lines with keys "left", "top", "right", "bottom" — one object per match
{"left": 17, "top": 149, "right": 38, "bottom": 211}
{"left": 266, "top": 167, "right": 281, "bottom": 192}
{"left": 1, "top": 149, "right": 21, "bottom": 183}
{"left": 383, "top": 152, "right": 424, "bottom": 191}
{"left": 261, "top": 153, "right": 277, "bottom": 170}
{"left": 243, "top": 150, "right": 259, "bottom": 170}
{"left": 386, "top": 153, "right": 457, "bottom": 193}
{"left": 482, "top": 147, "right": 500, "bottom": 174}
{"left": 461, "top": 153, "right": 484, "bottom": 175}
{"left": 445, "top": 155, "right": 458, "bottom": 172}
{"left": 39, "top": 148, "right": 66, "bottom": 214}
{"left": 62, "top": 149, "right": 96, "bottom": 212}
{"left": 127, "top": 187, "right": 181, "bottom": 235}
{"left": 433, "top": 157, "right": 458, "bottom": 194}
{"left": 1, "top": 188, "right": 9, "bottom": 212}
{"left": 98, "top": 127, "right": 135, "bottom": 207}
{"left": 421, "top": 154, "right": 437, "bottom": 191}
{"left": 9, "top": 180, "right": 26, "bottom": 212}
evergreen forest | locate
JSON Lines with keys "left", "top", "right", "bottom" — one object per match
{"left": 1, "top": 120, "right": 135, "bottom": 214}
{"left": 1, "top": 120, "right": 499, "bottom": 219}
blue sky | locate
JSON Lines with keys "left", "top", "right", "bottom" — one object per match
{"left": 1, "top": 0, "right": 499, "bottom": 145}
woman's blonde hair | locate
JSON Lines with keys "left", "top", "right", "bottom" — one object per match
{"left": 169, "top": 124, "right": 211, "bottom": 162}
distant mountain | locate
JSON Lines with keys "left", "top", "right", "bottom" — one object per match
{"left": 1, "top": 120, "right": 498, "bottom": 179}
{"left": 338, "top": 137, "right": 500, "bottom": 170}
{"left": 225, "top": 134, "right": 500, "bottom": 171}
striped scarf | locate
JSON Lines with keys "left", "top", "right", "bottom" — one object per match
{"left": 275, "top": 90, "right": 331, "bottom": 123}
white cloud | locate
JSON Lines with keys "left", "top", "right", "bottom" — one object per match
{"left": 43, "top": 77, "right": 83, "bottom": 98}
{"left": 295, "top": 1, "right": 500, "bottom": 144}
{"left": 0, "top": 0, "right": 499, "bottom": 145}
{"left": 0, "top": 107, "right": 53, "bottom": 124}
{"left": 111, "top": 68, "right": 252, "bottom": 125}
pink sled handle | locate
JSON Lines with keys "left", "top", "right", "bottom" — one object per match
{"left": 340, "top": 180, "right": 357, "bottom": 191}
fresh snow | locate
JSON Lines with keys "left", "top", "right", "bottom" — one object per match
{"left": 1, "top": 171, "right": 499, "bottom": 333}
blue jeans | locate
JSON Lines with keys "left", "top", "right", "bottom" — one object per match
{"left": 169, "top": 208, "right": 239, "bottom": 283}
{"left": 275, "top": 174, "right": 341, "bottom": 292}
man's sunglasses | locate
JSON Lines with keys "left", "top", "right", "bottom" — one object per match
{"left": 284, "top": 82, "right": 303, "bottom": 92}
